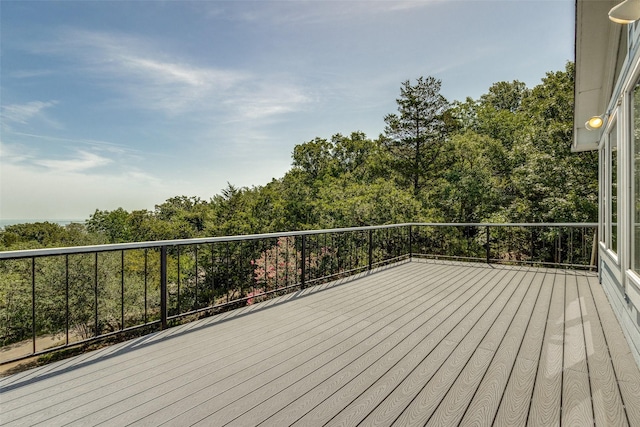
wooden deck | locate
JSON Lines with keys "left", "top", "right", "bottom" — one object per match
{"left": 2, "top": 260, "right": 640, "bottom": 426}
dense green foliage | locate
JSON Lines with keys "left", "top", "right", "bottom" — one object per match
{"left": 1, "top": 63, "right": 596, "bottom": 247}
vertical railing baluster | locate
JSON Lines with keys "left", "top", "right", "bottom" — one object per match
{"left": 275, "top": 238, "right": 279, "bottom": 291}
{"left": 144, "top": 249, "right": 148, "bottom": 324}
{"left": 486, "top": 226, "right": 491, "bottom": 264}
{"left": 285, "top": 237, "right": 290, "bottom": 288}
{"left": 345, "top": 233, "right": 348, "bottom": 273}
{"left": 121, "top": 250, "right": 125, "bottom": 330}
{"left": 349, "top": 231, "right": 358, "bottom": 270}
{"left": 195, "top": 245, "right": 199, "bottom": 309}
{"left": 225, "top": 242, "right": 230, "bottom": 303}
{"left": 94, "top": 252, "right": 98, "bottom": 337}
{"left": 31, "top": 257, "right": 36, "bottom": 355}
{"left": 356, "top": 231, "right": 360, "bottom": 268}
{"left": 552, "top": 228, "right": 556, "bottom": 264}
{"left": 329, "top": 233, "right": 334, "bottom": 276}
{"left": 558, "top": 229, "right": 562, "bottom": 264}
{"left": 360, "top": 230, "right": 365, "bottom": 269}
{"left": 409, "top": 225, "right": 413, "bottom": 260}
{"left": 301, "top": 234, "right": 306, "bottom": 289}
{"left": 263, "top": 240, "right": 268, "bottom": 293}
{"left": 66, "top": 254, "right": 69, "bottom": 346}
{"left": 310, "top": 234, "right": 315, "bottom": 282}
{"left": 160, "top": 246, "right": 167, "bottom": 329}
{"left": 570, "top": 227, "right": 574, "bottom": 266}
{"left": 214, "top": 243, "right": 216, "bottom": 305}
{"left": 351, "top": 232, "right": 355, "bottom": 271}
{"left": 294, "top": 237, "right": 299, "bottom": 286}
{"left": 346, "top": 233, "right": 350, "bottom": 273}
{"left": 354, "top": 231, "right": 358, "bottom": 270}
{"left": 368, "top": 229, "right": 373, "bottom": 271}
{"left": 387, "top": 228, "right": 395, "bottom": 260}
{"left": 309, "top": 234, "right": 313, "bottom": 282}
{"left": 177, "top": 246, "right": 181, "bottom": 315}
{"left": 323, "top": 233, "right": 328, "bottom": 278}
{"left": 531, "top": 228, "right": 535, "bottom": 263}
{"left": 337, "top": 233, "right": 342, "bottom": 272}
{"left": 240, "top": 241, "right": 245, "bottom": 297}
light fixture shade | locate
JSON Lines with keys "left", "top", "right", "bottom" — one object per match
{"left": 609, "top": 0, "right": 640, "bottom": 24}
{"left": 585, "top": 115, "right": 604, "bottom": 131}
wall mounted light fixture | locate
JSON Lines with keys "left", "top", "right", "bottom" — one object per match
{"left": 585, "top": 115, "right": 605, "bottom": 131}
{"left": 609, "top": 0, "right": 640, "bottom": 24}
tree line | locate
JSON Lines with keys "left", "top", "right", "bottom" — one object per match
{"left": 1, "top": 62, "right": 596, "bottom": 250}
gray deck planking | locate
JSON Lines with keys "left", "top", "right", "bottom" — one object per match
{"left": 457, "top": 270, "right": 546, "bottom": 427}
{"left": 2, "top": 260, "right": 640, "bottom": 427}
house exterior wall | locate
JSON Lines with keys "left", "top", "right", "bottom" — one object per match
{"left": 598, "top": 21, "right": 640, "bottom": 368}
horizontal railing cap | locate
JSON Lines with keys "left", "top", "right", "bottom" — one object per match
{"left": 0, "top": 222, "right": 597, "bottom": 259}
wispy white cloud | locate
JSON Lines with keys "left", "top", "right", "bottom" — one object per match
{"left": 1, "top": 137, "right": 137, "bottom": 177}
{"left": 34, "top": 150, "right": 112, "bottom": 173}
{"left": 9, "top": 131, "right": 143, "bottom": 157}
{"left": 39, "top": 28, "right": 312, "bottom": 120}
{"left": 225, "top": 0, "right": 436, "bottom": 26}
{"left": 1, "top": 100, "right": 60, "bottom": 127}
{"left": 0, "top": 141, "right": 37, "bottom": 164}
{"left": 225, "top": 81, "right": 314, "bottom": 121}
{"left": 9, "top": 70, "right": 55, "bottom": 79}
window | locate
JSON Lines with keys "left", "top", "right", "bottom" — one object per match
{"left": 633, "top": 84, "right": 640, "bottom": 272}
{"left": 600, "top": 145, "right": 607, "bottom": 246}
{"left": 610, "top": 120, "right": 618, "bottom": 254}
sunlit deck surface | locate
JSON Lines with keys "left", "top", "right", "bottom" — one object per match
{"left": 2, "top": 260, "right": 640, "bottom": 426}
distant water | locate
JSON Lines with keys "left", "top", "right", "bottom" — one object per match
{"left": 0, "top": 219, "right": 86, "bottom": 228}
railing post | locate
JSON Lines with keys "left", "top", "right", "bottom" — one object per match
{"left": 160, "top": 245, "right": 168, "bottom": 329}
{"left": 486, "top": 226, "right": 491, "bottom": 264}
{"left": 368, "top": 229, "right": 373, "bottom": 271}
{"left": 301, "top": 235, "right": 306, "bottom": 289}
{"left": 590, "top": 227, "right": 598, "bottom": 269}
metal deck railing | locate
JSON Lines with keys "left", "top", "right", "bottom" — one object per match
{"left": 0, "top": 223, "right": 597, "bottom": 365}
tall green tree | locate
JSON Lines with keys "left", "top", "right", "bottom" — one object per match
{"left": 435, "top": 131, "right": 506, "bottom": 222}
{"left": 86, "top": 208, "right": 132, "bottom": 243}
{"left": 291, "top": 137, "right": 334, "bottom": 181}
{"left": 383, "top": 76, "right": 449, "bottom": 196}
{"left": 495, "top": 63, "right": 597, "bottom": 223}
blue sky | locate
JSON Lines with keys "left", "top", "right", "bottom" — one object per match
{"left": 1, "top": 0, "right": 574, "bottom": 221}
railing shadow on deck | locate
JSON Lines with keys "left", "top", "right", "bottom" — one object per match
{"left": 0, "top": 223, "right": 597, "bottom": 365}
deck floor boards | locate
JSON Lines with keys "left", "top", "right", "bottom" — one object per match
{"left": 2, "top": 260, "right": 640, "bottom": 427}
